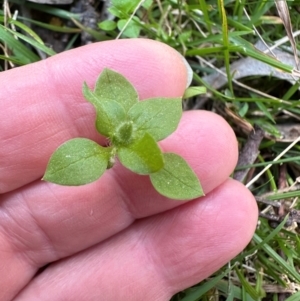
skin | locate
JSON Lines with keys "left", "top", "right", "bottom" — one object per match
{"left": 0, "top": 39, "right": 258, "bottom": 301}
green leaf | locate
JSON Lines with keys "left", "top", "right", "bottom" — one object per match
{"left": 117, "top": 18, "right": 141, "bottom": 38}
{"left": 17, "top": 16, "right": 82, "bottom": 33}
{"left": 183, "top": 86, "right": 207, "bottom": 99}
{"left": 0, "top": 24, "right": 40, "bottom": 64}
{"left": 108, "top": 6, "right": 125, "bottom": 18}
{"left": 142, "top": 0, "right": 153, "bottom": 9}
{"left": 1, "top": 24, "right": 56, "bottom": 57}
{"left": 111, "top": 0, "right": 140, "bottom": 13}
{"left": 83, "top": 82, "right": 127, "bottom": 137}
{"left": 94, "top": 68, "right": 139, "bottom": 112}
{"left": 43, "top": 138, "right": 110, "bottom": 186}
{"left": 19, "top": 2, "right": 81, "bottom": 20}
{"left": 117, "top": 133, "right": 164, "bottom": 174}
{"left": 98, "top": 20, "right": 117, "bottom": 31}
{"left": 8, "top": 18, "right": 45, "bottom": 44}
{"left": 128, "top": 97, "right": 182, "bottom": 141}
{"left": 255, "top": 100, "right": 275, "bottom": 124}
{"left": 150, "top": 153, "right": 204, "bottom": 200}
{"left": 238, "top": 102, "right": 249, "bottom": 117}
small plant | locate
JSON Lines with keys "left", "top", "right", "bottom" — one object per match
{"left": 43, "top": 68, "right": 203, "bottom": 200}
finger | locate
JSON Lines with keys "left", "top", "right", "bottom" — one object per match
{"left": 1, "top": 110, "right": 237, "bottom": 300}
{"left": 0, "top": 39, "right": 190, "bottom": 193}
{"left": 14, "top": 180, "right": 258, "bottom": 301}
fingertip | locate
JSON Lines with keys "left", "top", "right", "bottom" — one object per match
{"left": 153, "top": 178, "right": 258, "bottom": 294}
{"left": 213, "top": 179, "right": 258, "bottom": 247}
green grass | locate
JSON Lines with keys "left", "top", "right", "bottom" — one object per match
{"left": 2, "top": 0, "right": 300, "bottom": 300}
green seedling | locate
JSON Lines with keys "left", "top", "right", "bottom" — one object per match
{"left": 43, "top": 68, "right": 204, "bottom": 200}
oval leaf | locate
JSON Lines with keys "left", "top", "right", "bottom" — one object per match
{"left": 111, "top": 0, "right": 140, "bottom": 13}
{"left": 94, "top": 68, "right": 138, "bottom": 112}
{"left": 83, "top": 82, "right": 127, "bottom": 137}
{"left": 98, "top": 20, "right": 117, "bottom": 31}
{"left": 150, "top": 153, "right": 204, "bottom": 200}
{"left": 128, "top": 97, "right": 182, "bottom": 141}
{"left": 183, "top": 86, "right": 206, "bottom": 99}
{"left": 43, "top": 138, "right": 110, "bottom": 186}
{"left": 117, "top": 133, "right": 164, "bottom": 174}
{"left": 117, "top": 17, "right": 141, "bottom": 38}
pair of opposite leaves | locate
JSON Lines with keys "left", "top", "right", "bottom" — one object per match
{"left": 43, "top": 68, "right": 203, "bottom": 200}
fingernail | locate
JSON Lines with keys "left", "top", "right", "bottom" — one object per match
{"left": 178, "top": 52, "right": 193, "bottom": 88}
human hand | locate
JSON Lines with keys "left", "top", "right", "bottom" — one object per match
{"left": 0, "top": 39, "right": 258, "bottom": 300}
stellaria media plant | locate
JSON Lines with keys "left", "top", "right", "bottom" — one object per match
{"left": 43, "top": 68, "right": 204, "bottom": 200}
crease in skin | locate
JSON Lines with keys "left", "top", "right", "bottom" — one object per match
{"left": 36, "top": 227, "right": 169, "bottom": 301}
{"left": 0, "top": 172, "right": 138, "bottom": 270}
{"left": 107, "top": 167, "right": 140, "bottom": 219}
{"left": 0, "top": 197, "right": 55, "bottom": 268}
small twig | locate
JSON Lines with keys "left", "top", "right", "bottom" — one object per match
{"left": 255, "top": 196, "right": 281, "bottom": 208}
{"left": 234, "top": 125, "right": 264, "bottom": 182}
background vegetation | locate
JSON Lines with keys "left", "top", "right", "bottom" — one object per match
{"left": 1, "top": 0, "right": 300, "bottom": 300}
